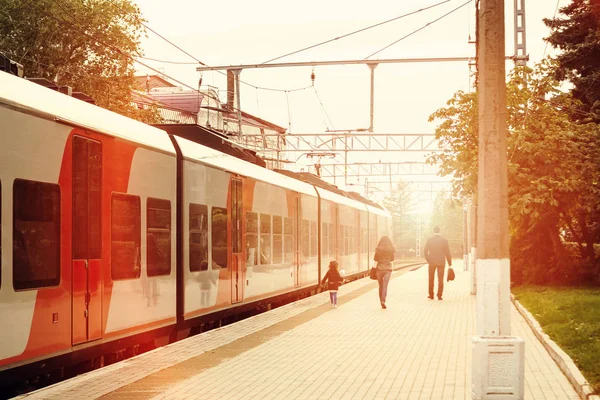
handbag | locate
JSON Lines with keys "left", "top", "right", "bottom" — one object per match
{"left": 447, "top": 267, "right": 455, "bottom": 282}
{"left": 369, "top": 267, "right": 378, "bottom": 280}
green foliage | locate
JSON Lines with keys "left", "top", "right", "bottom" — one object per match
{"left": 427, "top": 90, "right": 478, "bottom": 199}
{"left": 0, "top": 0, "right": 159, "bottom": 122}
{"left": 544, "top": 0, "right": 600, "bottom": 122}
{"left": 383, "top": 180, "right": 415, "bottom": 252}
{"left": 513, "top": 286, "right": 600, "bottom": 393}
{"left": 428, "top": 62, "right": 600, "bottom": 284}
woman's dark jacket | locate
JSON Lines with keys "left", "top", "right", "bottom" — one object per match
{"left": 374, "top": 247, "right": 395, "bottom": 271}
{"left": 321, "top": 269, "right": 343, "bottom": 290}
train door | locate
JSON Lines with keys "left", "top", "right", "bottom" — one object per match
{"left": 230, "top": 178, "right": 243, "bottom": 304}
{"left": 294, "top": 195, "right": 300, "bottom": 287}
{"left": 72, "top": 135, "right": 103, "bottom": 345}
{"left": 334, "top": 205, "right": 339, "bottom": 261}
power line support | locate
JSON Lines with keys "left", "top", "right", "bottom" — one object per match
{"left": 472, "top": 0, "right": 525, "bottom": 398}
{"left": 232, "top": 69, "right": 242, "bottom": 136}
{"left": 514, "top": 0, "right": 527, "bottom": 65}
{"left": 368, "top": 63, "right": 378, "bottom": 132}
{"left": 415, "top": 214, "right": 421, "bottom": 259}
{"left": 463, "top": 198, "right": 469, "bottom": 272}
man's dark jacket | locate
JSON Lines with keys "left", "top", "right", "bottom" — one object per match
{"left": 424, "top": 234, "right": 452, "bottom": 267}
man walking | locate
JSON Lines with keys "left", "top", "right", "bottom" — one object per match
{"left": 424, "top": 225, "right": 452, "bottom": 300}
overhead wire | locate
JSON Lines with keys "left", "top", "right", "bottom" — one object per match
{"left": 137, "top": 56, "right": 199, "bottom": 65}
{"left": 312, "top": 86, "right": 335, "bottom": 130}
{"left": 82, "top": 0, "right": 313, "bottom": 96}
{"left": 137, "top": 15, "right": 312, "bottom": 93}
{"left": 543, "top": 0, "right": 562, "bottom": 58}
{"left": 0, "top": 48, "right": 204, "bottom": 116}
{"left": 285, "top": 91, "right": 292, "bottom": 132}
{"left": 260, "top": 0, "right": 451, "bottom": 65}
{"left": 364, "top": 0, "right": 473, "bottom": 60}
{"left": 42, "top": 0, "right": 234, "bottom": 110}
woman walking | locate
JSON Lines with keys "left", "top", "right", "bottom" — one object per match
{"left": 374, "top": 236, "right": 395, "bottom": 309}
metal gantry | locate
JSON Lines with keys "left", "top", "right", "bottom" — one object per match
{"left": 315, "top": 162, "right": 439, "bottom": 179}
{"left": 236, "top": 132, "right": 440, "bottom": 154}
{"left": 230, "top": 132, "right": 445, "bottom": 192}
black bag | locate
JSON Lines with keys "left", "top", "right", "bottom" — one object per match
{"left": 447, "top": 267, "right": 455, "bottom": 282}
{"left": 369, "top": 267, "right": 378, "bottom": 280}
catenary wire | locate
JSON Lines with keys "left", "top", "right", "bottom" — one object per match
{"left": 364, "top": 0, "right": 473, "bottom": 60}
{"left": 44, "top": 0, "right": 228, "bottom": 107}
{"left": 312, "top": 86, "right": 335, "bottom": 130}
{"left": 260, "top": 0, "right": 451, "bottom": 65}
{"left": 137, "top": 12, "right": 312, "bottom": 93}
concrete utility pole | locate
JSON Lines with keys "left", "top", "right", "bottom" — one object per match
{"left": 469, "top": 202, "right": 477, "bottom": 295}
{"left": 472, "top": 0, "right": 525, "bottom": 399}
{"left": 462, "top": 199, "right": 469, "bottom": 272}
{"left": 367, "top": 63, "right": 378, "bottom": 132}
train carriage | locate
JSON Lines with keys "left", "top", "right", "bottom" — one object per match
{"left": 0, "top": 71, "right": 178, "bottom": 372}
{"left": 0, "top": 70, "right": 391, "bottom": 386}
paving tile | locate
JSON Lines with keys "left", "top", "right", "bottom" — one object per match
{"left": 14, "top": 261, "right": 583, "bottom": 400}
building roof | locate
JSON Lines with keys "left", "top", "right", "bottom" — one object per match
{"left": 133, "top": 74, "right": 177, "bottom": 92}
{"left": 222, "top": 109, "right": 286, "bottom": 133}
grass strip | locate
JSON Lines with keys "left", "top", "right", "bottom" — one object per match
{"left": 512, "top": 285, "right": 600, "bottom": 394}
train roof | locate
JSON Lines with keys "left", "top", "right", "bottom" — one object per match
{"left": 274, "top": 169, "right": 392, "bottom": 213}
{"left": 174, "top": 135, "right": 319, "bottom": 197}
{"left": 0, "top": 71, "right": 175, "bottom": 154}
{"left": 274, "top": 170, "right": 369, "bottom": 211}
{"left": 156, "top": 124, "right": 266, "bottom": 167}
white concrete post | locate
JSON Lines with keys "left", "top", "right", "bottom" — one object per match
{"left": 472, "top": 0, "right": 525, "bottom": 398}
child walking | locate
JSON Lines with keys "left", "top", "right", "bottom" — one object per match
{"left": 321, "top": 260, "right": 344, "bottom": 308}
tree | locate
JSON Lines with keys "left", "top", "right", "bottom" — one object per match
{"left": 0, "top": 0, "right": 158, "bottom": 122}
{"left": 382, "top": 181, "right": 415, "bottom": 256}
{"left": 428, "top": 63, "right": 600, "bottom": 284}
{"left": 544, "top": 0, "right": 600, "bottom": 122}
{"left": 427, "top": 90, "right": 478, "bottom": 199}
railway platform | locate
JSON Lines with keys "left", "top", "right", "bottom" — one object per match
{"left": 14, "top": 261, "right": 581, "bottom": 400}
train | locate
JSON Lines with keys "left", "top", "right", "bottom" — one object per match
{"left": 0, "top": 70, "right": 391, "bottom": 387}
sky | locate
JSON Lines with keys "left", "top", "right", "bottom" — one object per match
{"left": 133, "top": 0, "right": 564, "bottom": 212}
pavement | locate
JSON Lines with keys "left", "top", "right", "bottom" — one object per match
{"left": 16, "top": 260, "right": 581, "bottom": 400}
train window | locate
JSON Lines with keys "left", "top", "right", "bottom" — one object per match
{"left": 72, "top": 136, "right": 102, "bottom": 260}
{"left": 259, "top": 214, "right": 271, "bottom": 265}
{"left": 147, "top": 198, "right": 171, "bottom": 277}
{"left": 329, "top": 223, "right": 335, "bottom": 256}
{"left": 301, "top": 220, "right": 309, "bottom": 258}
{"left": 344, "top": 225, "right": 350, "bottom": 255}
{"left": 272, "top": 216, "right": 282, "bottom": 264}
{"left": 190, "top": 203, "right": 208, "bottom": 271}
{"left": 338, "top": 225, "right": 343, "bottom": 256}
{"left": 13, "top": 179, "right": 60, "bottom": 290}
{"left": 346, "top": 225, "right": 350, "bottom": 255}
{"left": 111, "top": 193, "right": 141, "bottom": 280}
{"left": 283, "top": 217, "right": 293, "bottom": 263}
{"left": 347, "top": 225, "right": 352, "bottom": 255}
{"left": 246, "top": 212, "right": 258, "bottom": 266}
{"left": 370, "top": 228, "right": 376, "bottom": 250}
{"left": 336, "top": 224, "right": 344, "bottom": 256}
{"left": 321, "top": 222, "right": 329, "bottom": 257}
{"left": 340, "top": 225, "right": 344, "bottom": 254}
{"left": 212, "top": 207, "right": 228, "bottom": 269}
{"left": 310, "top": 221, "right": 317, "bottom": 258}
{"left": 361, "top": 228, "right": 367, "bottom": 253}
